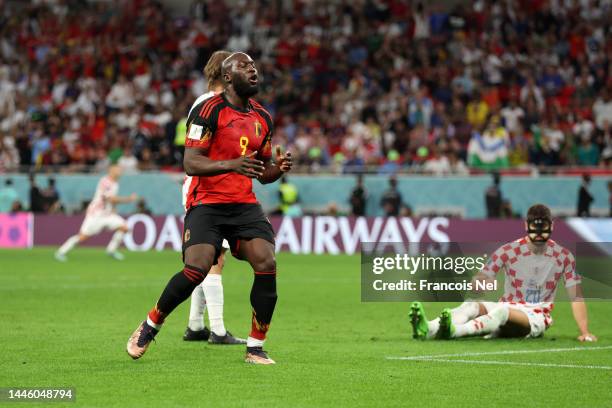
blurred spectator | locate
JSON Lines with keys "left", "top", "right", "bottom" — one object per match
{"left": 423, "top": 146, "right": 450, "bottom": 176}
{"left": 105, "top": 75, "right": 135, "bottom": 111}
{"left": 485, "top": 172, "right": 503, "bottom": 218}
{"left": 520, "top": 78, "right": 545, "bottom": 112}
{"left": 466, "top": 92, "right": 489, "bottom": 130}
{"left": 576, "top": 137, "right": 600, "bottom": 166}
{"left": 380, "top": 176, "right": 403, "bottom": 217}
{"left": 118, "top": 146, "right": 139, "bottom": 174}
{"left": 325, "top": 202, "right": 347, "bottom": 217}
{"left": 138, "top": 148, "right": 155, "bottom": 172}
{"left": 343, "top": 149, "right": 365, "bottom": 174}
{"left": 573, "top": 113, "right": 596, "bottom": 144}
{"left": 0, "top": 179, "right": 19, "bottom": 212}
{"left": 42, "top": 178, "right": 61, "bottom": 213}
{"left": 399, "top": 205, "right": 413, "bottom": 218}
{"left": 413, "top": 3, "right": 430, "bottom": 40}
{"left": 0, "top": 136, "right": 19, "bottom": 171}
{"left": 349, "top": 174, "right": 367, "bottom": 216}
{"left": 577, "top": 173, "right": 594, "bottom": 217}
{"left": 539, "top": 65, "right": 564, "bottom": 97}
{"left": 378, "top": 150, "right": 401, "bottom": 175}
{"left": 11, "top": 201, "right": 24, "bottom": 212}
{"left": 541, "top": 119, "right": 565, "bottom": 166}
{"left": 278, "top": 177, "right": 301, "bottom": 217}
{"left": 137, "top": 198, "right": 152, "bottom": 216}
{"left": 447, "top": 151, "right": 469, "bottom": 175}
{"left": 593, "top": 91, "right": 612, "bottom": 130}
{"left": 500, "top": 99, "right": 524, "bottom": 136}
{"left": 500, "top": 200, "right": 518, "bottom": 219}
{"left": 28, "top": 174, "right": 45, "bottom": 213}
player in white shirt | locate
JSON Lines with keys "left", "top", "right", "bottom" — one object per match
{"left": 181, "top": 50, "right": 245, "bottom": 345}
{"left": 410, "top": 204, "right": 597, "bottom": 342}
{"left": 55, "top": 165, "right": 138, "bottom": 261}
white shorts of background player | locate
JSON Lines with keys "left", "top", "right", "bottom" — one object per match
{"left": 80, "top": 213, "right": 127, "bottom": 236}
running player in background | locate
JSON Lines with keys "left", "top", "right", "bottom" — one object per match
{"left": 410, "top": 204, "right": 597, "bottom": 342}
{"left": 127, "top": 52, "right": 292, "bottom": 364}
{"left": 182, "top": 50, "right": 246, "bottom": 345}
{"left": 55, "top": 165, "right": 138, "bottom": 261}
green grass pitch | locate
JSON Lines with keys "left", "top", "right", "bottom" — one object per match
{"left": 1, "top": 248, "right": 611, "bottom": 407}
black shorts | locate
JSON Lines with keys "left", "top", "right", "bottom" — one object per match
{"left": 182, "top": 203, "right": 275, "bottom": 264}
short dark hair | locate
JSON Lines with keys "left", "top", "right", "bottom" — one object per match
{"left": 204, "top": 50, "right": 231, "bottom": 88}
{"left": 527, "top": 204, "right": 552, "bottom": 222}
{"left": 5, "top": 179, "right": 12, "bottom": 186}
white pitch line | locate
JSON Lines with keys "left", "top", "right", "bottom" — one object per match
{"left": 386, "top": 345, "right": 612, "bottom": 361}
{"left": 414, "top": 358, "right": 612, "bottom": 370}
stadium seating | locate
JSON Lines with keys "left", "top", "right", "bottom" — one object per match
{"left": 0, "top": 0, "right": 610, "bottom": 174}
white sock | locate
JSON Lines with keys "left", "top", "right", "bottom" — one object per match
{"left": 188, "top": 285, "right": 206, "bottom": 331}
{"left": 106, "top": 230, "right": 125, "bottom": 253}
{"left": 58, "top": 235, "right": 80, "bottom": 255}
{"left": 246, "top": 336, "right": 264, "bottom": 348}
{"left": 451, "top": 302, "right": 481, "bottom": 325}
{"left": 203, "top": 274, "right": 226, "bottom": 336}
{"left": 426, "top": 302, "right": 480, "bottom": 338}
{"left": 454, "top": 305, "right": 509, "bottom": 338}
{"left": 427, "top": 318, "right": 440, "bottom": 339}
{"left": 146, "top": 316, "right": 162, "bottom": 330}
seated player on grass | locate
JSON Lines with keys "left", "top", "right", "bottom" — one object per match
{"left": 410, "top": 204, "right": 597, "bottom": 342}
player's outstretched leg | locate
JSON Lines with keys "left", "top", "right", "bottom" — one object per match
{"left": 413, "top": 302, "right": 483, "bottom": 340}
{"left": 127, "top": 243, "right": 215, "bottom": 359}
{"left": 409, "top": 301, "right": 429, "bottom": 340}
{"left": 106, "top": 225, "right": 129, "bottom": 260}
{"left": 55, "top": 234, "right": 89, "bottom": 261}
{"left": 442, "top": 304, "right": 511, "bottom": 339}
{"left": 239, "top": 238, "right": 277, "bottom": 365}
{"left": 448, "top": 301, "right": 483, "bottom": 325}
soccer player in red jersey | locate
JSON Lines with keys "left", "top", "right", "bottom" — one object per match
{"left": 181, "top": 50, "right": 246, "bottom": 345}
{"left": 127, "top": 52, "right": 292, "bottom": 364}
{"left": 410, "top": 204, "right": 597, "bottom": 342}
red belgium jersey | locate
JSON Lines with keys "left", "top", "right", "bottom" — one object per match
{"left": 183, "top": 93, "right": 273, "bottom": 208}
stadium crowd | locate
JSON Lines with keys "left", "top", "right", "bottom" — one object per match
{"left": 0, "top": 0, "right": 611, "bottom": 175}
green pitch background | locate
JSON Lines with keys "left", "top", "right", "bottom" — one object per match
{"left": 1, "top": 249, "right": 611, "bottom": 407}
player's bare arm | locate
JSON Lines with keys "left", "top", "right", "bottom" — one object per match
{"left": 184, "top": 148, "right": 265, "bottom": 178}
{"left": 567, "top": 283, "right": 597, "bottom": 342}
{"left": 258, "top": 146, "right": 292, "bottom": 184}
{"left": 109, "top": 193, "right": 138, "bottom": 205}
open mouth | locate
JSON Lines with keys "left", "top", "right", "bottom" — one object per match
{"left": 249, "top": 75, "right": 258, "bottom": 85}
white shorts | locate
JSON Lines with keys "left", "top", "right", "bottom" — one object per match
{"left": 481, "top": 301, "right": 551, "bottom": 338}
{"left": 80, "top": 213, "right": 126, "bottom": 236}
{"left": 222, "top": 239, "right": 230, "bottom": 250}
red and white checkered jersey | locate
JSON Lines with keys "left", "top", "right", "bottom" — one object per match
{"left": 481, "top": 237, "right": 580, "bottom": 310}
{"left": 182, "top": 91, "right": 215, "bottom": 210}
{"left": 86, "top": 176, "right": 118, "bottom": 216}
